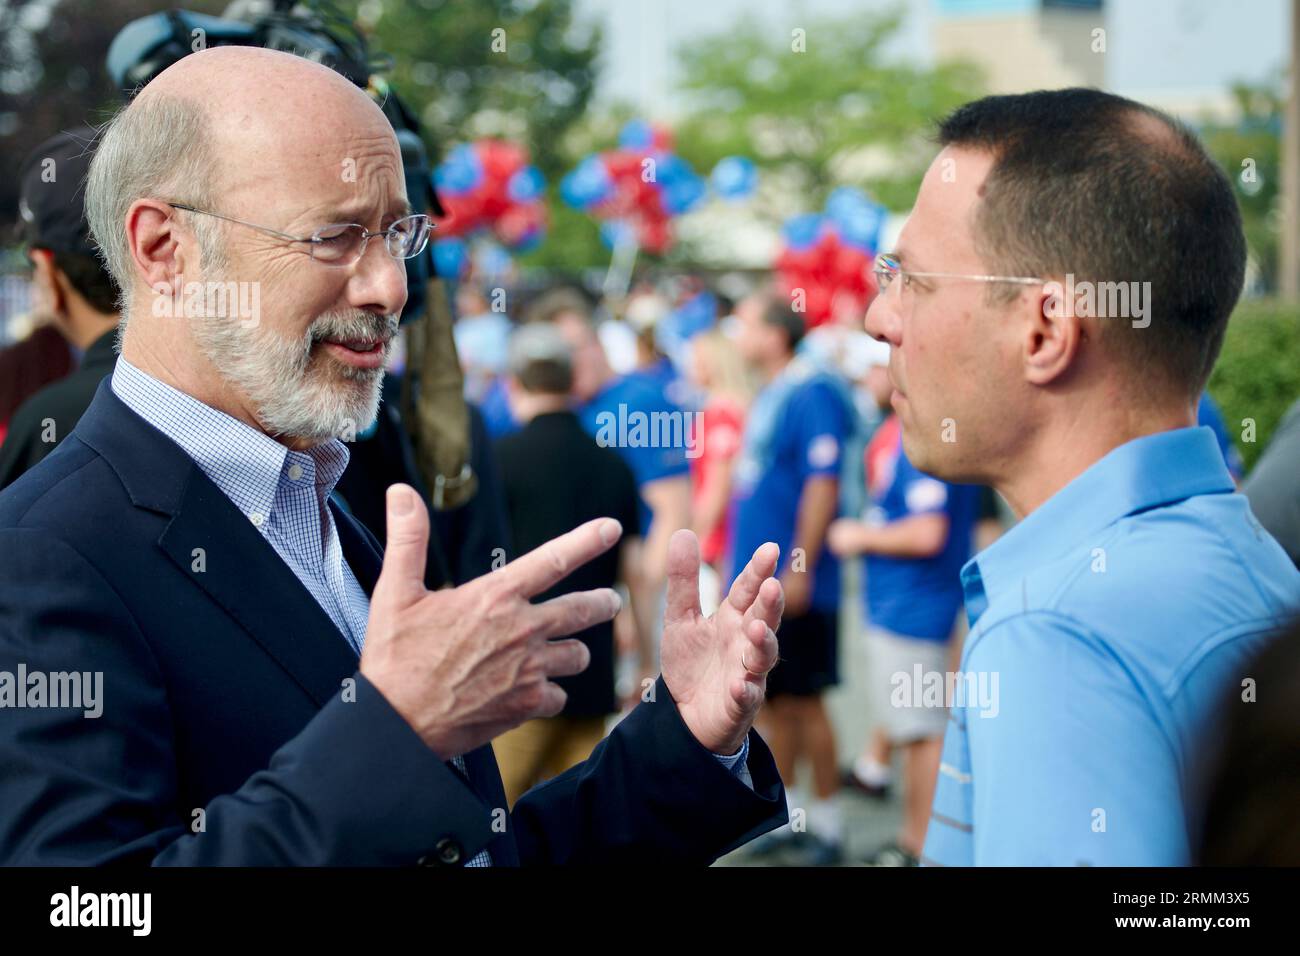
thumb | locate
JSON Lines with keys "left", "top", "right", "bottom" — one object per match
{"left": 373, "top": 484, "right": 430, "bottom": 611}
{"left": 663, "top": 528, "right": 703, "bottom": 626}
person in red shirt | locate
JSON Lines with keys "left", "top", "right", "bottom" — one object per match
{"left": 686, "top": 330, "right": 754, "bottom": 576}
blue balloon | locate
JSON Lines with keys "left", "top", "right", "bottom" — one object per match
{"left": 710, "top": 156, "right": 757, "bottom": 200}
{"left": 825, "top": 187, "right": 885, "bottom": 251}
{"left": 825, "top": 185, "right": 868, "bottom": 221}
{"left": 618, "top": 119, "right": 655, "bottom": 150}
{"left": 652, "top": 152, "right": 691, "bottom": 188}
{"left": 433, "top": 143, "right": 483, "bottom": 196}
{"left": 560, "top": 155, "right": 612, "bottom": 210}
{"left": 432, "top": 237, "right": 467, "bottom": 279}
{"left": 507, "top": 165, "right": 546, "bottom": 203}
{"left": 662, "top": 173, "right": 706, "bottom": 215}
{"left": 782, "top": 213, "right": 825, "bottom": 251}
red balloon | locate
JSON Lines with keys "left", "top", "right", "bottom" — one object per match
{"left": 437, "top": 191, "right": 484, "bottom": 237}
{"left": 496, "top": 202, "right": 545, "bottom": 247}
{"left": 477, "top": 139, "right": 526, "bottom": 181}
{"left": 639, "top": 217, "right": 672, "bottom": 255}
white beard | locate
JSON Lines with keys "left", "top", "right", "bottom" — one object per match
{"left": 191, "top": 304, "right": 398, "bottom": 445}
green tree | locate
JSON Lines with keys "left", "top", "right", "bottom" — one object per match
{"left": 367, "top": 0, "right": 600, "bottom": 179}
{"left": 0, "top": 0, "right": 226, "bottom": 236}
{"left": 364, "top": 0, "right": 604, "bottom": 270}
{"left": 1200, "top": 78, "right": 1284, "bottom": 294}
{"left": 673, "top": 8, "right": 982, "bottom": 218}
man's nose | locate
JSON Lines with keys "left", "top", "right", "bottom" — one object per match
{"left": 347, "top": 239, "right": 409, "bottom": 317}
{"left": 864, "top": 286, "right": 901, "bottom": 346}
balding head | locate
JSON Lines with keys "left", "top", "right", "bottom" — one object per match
{"left": 86, "top": 46, "right": 416, "bottom": 448}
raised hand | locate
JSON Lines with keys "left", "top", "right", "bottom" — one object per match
{"left": 360, "top": 484, "right": 624, "bottom": 760}
{"left": 659, "top": 529, "right": 783, "bottom": 756}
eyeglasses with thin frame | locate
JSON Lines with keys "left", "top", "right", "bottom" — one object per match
{"left": 166, "top": 202, "right": 433, "bottom": 267}
{"left": 873, "top": 252, "right": 1044, "bottom": 295}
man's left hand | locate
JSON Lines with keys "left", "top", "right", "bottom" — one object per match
{"left": 660, "top": 530, "right": 783, "bottom": 756}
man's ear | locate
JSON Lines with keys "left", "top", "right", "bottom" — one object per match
{"left": 28, "top": 249, "right": 65, "bottom": 314}
{"left": 1022, "top": 278, "right": 1089, "bottom": 386}
{"left": 125, "top": 199, "right": 187, "bottom": 297}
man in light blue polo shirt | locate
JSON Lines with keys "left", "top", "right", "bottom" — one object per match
{"left": 865, "top": 88, "right": 1300, "bottom": 866}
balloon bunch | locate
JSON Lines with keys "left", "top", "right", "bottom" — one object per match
{"left": 560, "top": 120, "right": 708, "bottom": 256}
{"left": 774, "top": 187, "right": 887, "bottom": 327}
{"left": 431, "top": 139, "right": 548, "bottom": 278}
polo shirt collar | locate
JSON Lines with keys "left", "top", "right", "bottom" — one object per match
{"left": 961, "top": 426, "right": 1234, "bottom": 624}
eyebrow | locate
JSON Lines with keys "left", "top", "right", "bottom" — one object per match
{"left": 321, "top": 200, "right": 414, "bottom": 224}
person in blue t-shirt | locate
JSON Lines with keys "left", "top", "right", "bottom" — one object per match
{"left": 730, "top": 297, "right": 854, "bottom": 864}
{"left": 828, "top": 349, "right": 979, "bottom": 866}
{"left": 529, "top": 288, "right": 693, "bottom": 688}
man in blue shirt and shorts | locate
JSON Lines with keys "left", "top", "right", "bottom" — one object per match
{"left": 730, "top": 298, "right": 855, "bottom": 863}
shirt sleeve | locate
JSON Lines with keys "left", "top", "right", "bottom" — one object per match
{"left": 795, "top": 381, "right": 850, "bottom": 480}
{"left": 711, "top": 735, "right": 753, "bottom": 790}
{"left": 962, "top": 614, "right": 1190, "bottom": 865}
{"left": 895, "top": 454, "right": 950, "bottom": 516}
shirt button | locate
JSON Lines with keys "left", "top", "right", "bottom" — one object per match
{"left": 288, "top": 464, "right": 304, "bottom": 481}
{"left": 418, "top": 838, "right": 462, "bottom": 867}
{"left": 249, "top": 512, "right": 264, "bottom": 527}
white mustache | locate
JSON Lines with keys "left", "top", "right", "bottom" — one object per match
{"left": 308, "top": 311, "right": 398, "bottom": 347}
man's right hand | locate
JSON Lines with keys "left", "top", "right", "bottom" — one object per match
{"left": 360, "top": 483, "right": 624, "bottom": 761}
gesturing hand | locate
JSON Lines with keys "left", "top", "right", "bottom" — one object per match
{"left": 659, "top": 530, "right": 783, "bottom": 756}
{"left": 361, "top": 484, "right": 624, "bottom": 761}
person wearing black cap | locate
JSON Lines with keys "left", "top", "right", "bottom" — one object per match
{"left": 0, "top": 127, "right": 120, "bottom": 490}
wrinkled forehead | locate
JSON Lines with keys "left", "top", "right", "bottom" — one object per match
{"left": 898, "top": 145, "right": 996, "bottom": 271}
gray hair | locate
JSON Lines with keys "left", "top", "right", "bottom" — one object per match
{"left": 85, "top": 94, "right": 226, "bottom": 322}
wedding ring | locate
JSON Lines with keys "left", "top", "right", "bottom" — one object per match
{"left": 741, "top": 646, "right": 766, "bottom": 677}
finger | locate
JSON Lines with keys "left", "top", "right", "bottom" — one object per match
{"left": 742, "top": 618, "right": 779, "bottom": 679}
{"left": 726, "top": 541, "right": 780, "bottom": 615}
{"left": 505, "top": 518, "right": 623, "bottom": 598}
{"left": 372, "top": 484, "right": 430, "bottom": 611}
{"left": 729, "top": 675, "right": 762, "bottom": 713}
{"left": 537, "top": 638, "right": 592, "bottom": 680}
{"left": 529, "top": 682, "right": 569, "bottom": 720}
{"left": 531, "top": 588, "right": 622, "bottom": 642}
{"left": 743, "top": 575, "right": 784, "bottom": 635}
{"left": 664, "top": 529, "right": 703, "bottom": 626}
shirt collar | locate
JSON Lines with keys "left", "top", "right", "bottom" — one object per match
{"left": 110, "top": 356, "right": 351, "bottom": 526}
{"left": 961, "top": 426, "right": 1234, "bottom": 623}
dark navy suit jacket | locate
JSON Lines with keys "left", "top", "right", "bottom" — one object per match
{"left": 0, "top": 379, "right": 786, "bottom": 865}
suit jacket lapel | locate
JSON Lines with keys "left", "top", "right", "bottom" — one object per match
{"left": 157, "top": 471, "right": 363, "bottom": 709}
{"left": 75, "top": 378, "right": 365, "bottom": 710}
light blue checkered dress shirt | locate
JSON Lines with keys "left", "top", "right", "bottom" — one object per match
{"left": 111, "top": 357, "right": 493, "bottom": 866}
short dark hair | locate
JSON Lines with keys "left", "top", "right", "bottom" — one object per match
{"left": 763, "top": 301, "right": 806, "bottom": 354}
{"left": 523, "top": 286, "right": 594, "bottom": 326}
{"left": 937, "top": 88, "right": 1246, "bottom": 397}
{"left": 50, "top": 250, "right": 119, "bottom": 316}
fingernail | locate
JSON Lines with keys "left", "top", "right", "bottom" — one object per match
{"left": 608, "top": 589, "right": 623, "bottom": 615}
{"left": 388, "top": 485, "right": 413, "bottom": 516}
{"left": 599, "top": 519, "right": 621, "bottom": 546}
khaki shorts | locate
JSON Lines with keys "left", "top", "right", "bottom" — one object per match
{"left": 866, "top": 625, "right": 951, "bottom": 744}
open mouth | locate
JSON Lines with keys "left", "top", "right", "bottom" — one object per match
{"left": 316, "top": 336, "right": 388, "bottom": 369}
